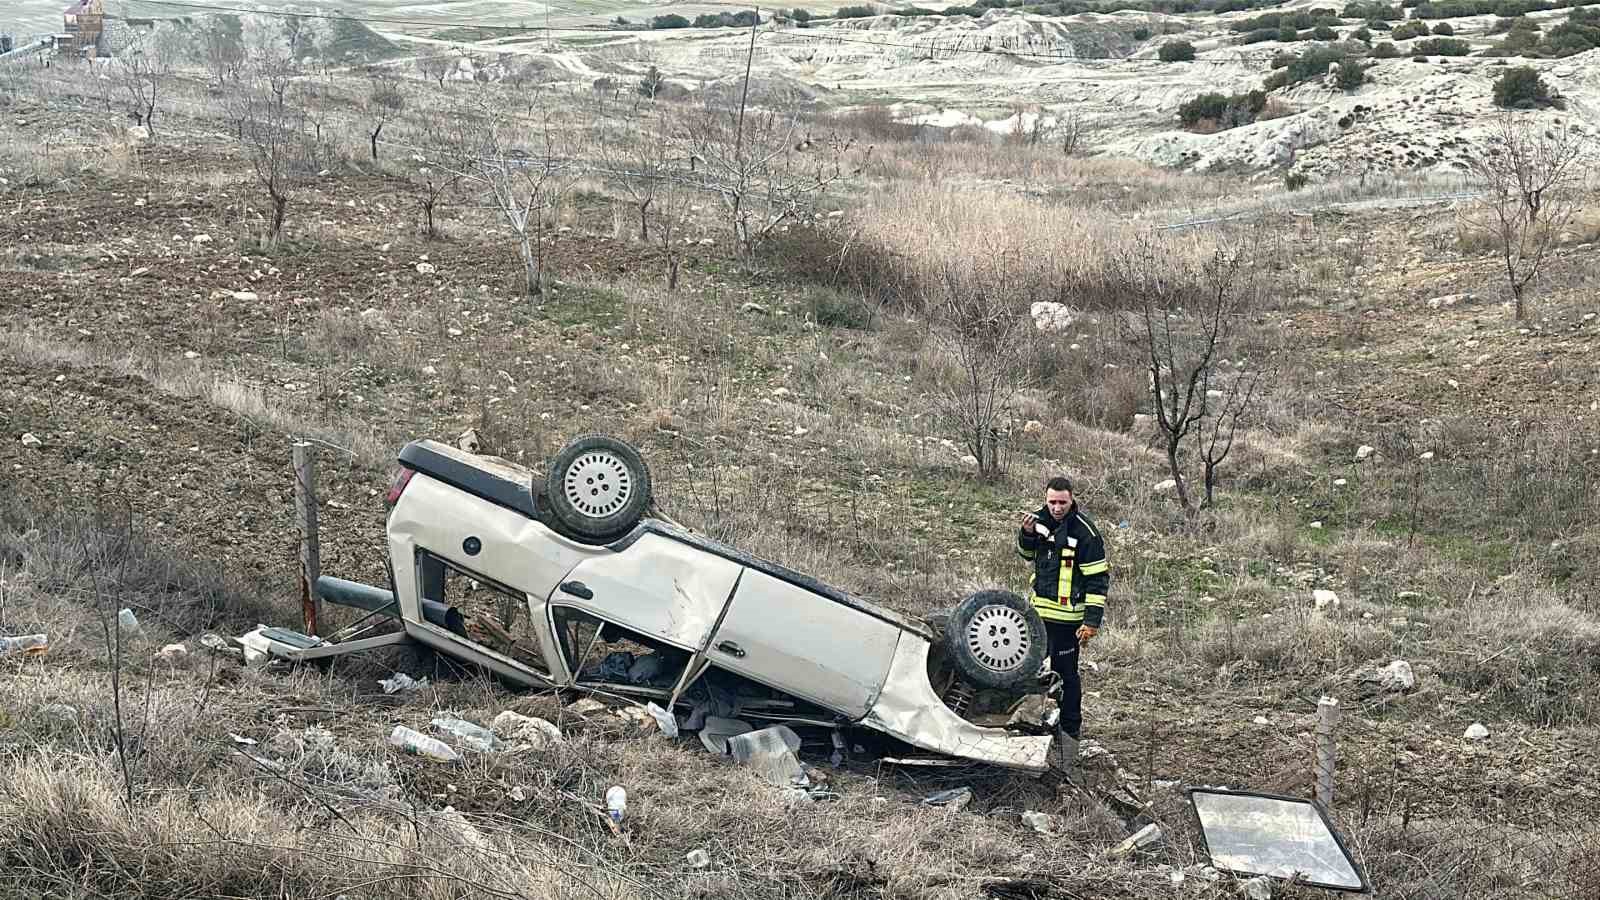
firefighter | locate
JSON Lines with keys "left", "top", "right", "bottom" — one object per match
{"left": 1016, "top": 475, "right": 1109, "bottom": 776}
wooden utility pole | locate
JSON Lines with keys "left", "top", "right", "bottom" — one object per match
{"left": 292, "top": 441, "right": 322, "bottom": 636}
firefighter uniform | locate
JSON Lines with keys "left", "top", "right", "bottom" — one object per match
{"left": 1017, "top": 503, "right": 1109, "bottom": 740}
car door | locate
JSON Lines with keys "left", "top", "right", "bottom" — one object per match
{"left": 703, "top": 567, "right": 902, "bottom": 720}
{"left": 549, "top": 530, "right": 743, "bottom": 669}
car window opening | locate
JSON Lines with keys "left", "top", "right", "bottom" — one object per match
{"left": 420, "top": 552, "right": 550, "bottom": 676}
{"left": 553, "top": 606, "right": 692, "bottom": 692}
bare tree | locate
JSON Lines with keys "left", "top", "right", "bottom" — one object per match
{"left": 419, "top": 53, "right": 453, "bottom": 89}
{"left": 928, "top": 250, "right": 1042, "bottom": 480}
{"left": 456, "top": 88, "right": 583, "bottom": 296}
{"left": 1465, "top": 112, "right": 1589, "bottom": 320}
{"left": 362, "top": 66, "right": 407, "bottom": 161}
{"left": 199, "top": 18, "right": 243, "bottom": 90}
{"left": 1117, "top": 237, "right": 1266, "bottom": 512}
{"left": 116, "top": 24, "right": 182, "bottom": 135}
{"left": 228, "top": 39, "right": 303, "bottom": 249}
{"left": 645, "top": 109, "right": 697, "bottom": 289}
{"left": 686, "top": 90, "right": 863, "bottom": 257}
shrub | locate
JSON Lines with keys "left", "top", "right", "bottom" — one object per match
{"left": 1264, "top": 45, "right": 1362, "bottom": 89}
{"left": 1492, "top": 65, "right": 1559, "bottom": 107}
{"left": 1133, "top": 25, "right": 1153, "bottom": 40}
{"left": 1313, "top": 24, "right": 1339, "bottom": 39}
{"left": 1432, "top": 21, "right": 1455, "bottom": 34}
{"left": 1354, "top": 26, "right": 1374, "bottom": 42}
{"left": 1412, "top": 36, "right": 1471, "bottom": 54}
{"left": 1178, "top": 90, "right": 1268, "bottom": 129}
{"left": 835, "top": 4, "right": 879, "bottom": 17}
{"left": 1392, "top": 20, "right": 1431, "bottom": 39}
{"left": 1373, "top": 40, "right": 1401, "bottom": 56}
{"left": 650, "top": 13, "right": 690, "bottom": 27}
{"left": 1159, "top": 39, "right": 1197, "bottom": 61}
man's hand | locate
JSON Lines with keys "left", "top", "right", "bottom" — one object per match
{"left": 1076, "top": 625, "right": 1098, "bottom": 645}
{"left": 1020, "top": 512, "right": 1038, "bottom": 532}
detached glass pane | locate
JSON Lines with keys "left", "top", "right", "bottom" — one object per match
{"left": 1190, "top": 790, "right": 1369, "bottom": 892}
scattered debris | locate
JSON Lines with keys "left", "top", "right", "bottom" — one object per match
{"left": 698, "top": 716, "right": 755, "bottom": 755}
{"left": 378, "top": 673, "right": 428, "bottom": 694}
{"left": 198, "top": 633, "right": 239, "bottom": 657}
{"left": 1355, "top": 445, "right": 1375, "bottom": 461}
{"left": 431, "top": 716, "right": 500, "bottom": 752}
{"left": 1242, "top": 875, "right": 1273, "bottom": 899}
{"left": 457, "top": 428, "right": 481, "bottom": 453}
{"left": 0, "top": 633, "right": 48, "bottom": 658}
{"left": 606, "top": 785, "right": 627, "bottom": 823}
{"left": 1312, "top": 589, "right": 1341, "bottom": 611}
{"left": 686, "top": 849, "right": 710, "bottom": 868}
{"left": 388, "top": 724, "right": 460, "bottom": 762}
{"left": 117, "top": 608, "right": 141, "bottom": 635}
{"left": 1105, "top": 823, "right": 1162, "bottom": 859}
{"left": 1030, "top": 300, "right": 1073, "bottom": 333}
{"left": 491, "top": 710, "right": 563, "bottom": 748}
{"left": 922, "top": 786, "right": 973, "bottom": 811}
{"left": 19, "top": 433, "right": 41, "bottom": 448}
{"left": 1464, "top": 722, "right": 1490, "bottom": 741}
{"left": 229, "top": 733, "right": 258, "bottom": 746}
{"left": 644, "top": 701, "right": 678, "bottom": 737}
{"left": 568, "top": 698, "right": 607, "bottom": 715}
{"left": 1021, "top": 811, "right": 1057, "bottom": 835}
{"left": 155, "top": 643, "right": 188, "bottom": 664}
{"left": 727, "top": 725, "right": 807, "bottom": 787}
{"left": 1153, "top": 478, "right": 1178, "bottom": 494}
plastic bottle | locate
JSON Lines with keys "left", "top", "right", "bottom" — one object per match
{"left": 605, "top": 785, "right": 627, "bottom": 823}
{"left": 430, "top": 716, "right": 499, "bottom": 752}
{"left": 0, "top": 634, "right": 49, "bottom": 658}
{"left": 388, "top": 725, "right": 461, "bottom": 762}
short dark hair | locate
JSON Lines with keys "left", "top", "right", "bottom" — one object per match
{"left": 1045, "top": 476, "right": 1073, "bottom": 493}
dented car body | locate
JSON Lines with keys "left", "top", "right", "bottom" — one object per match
{"left": 296, "top": 439, "right": 1052, "bottom": 772}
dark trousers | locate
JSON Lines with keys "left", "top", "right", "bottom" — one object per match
{"left": 1044, "top": 621, "right": 1082, "bottom": 739}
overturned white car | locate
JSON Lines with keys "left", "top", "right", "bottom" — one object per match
{"left": 259, "top": 434, "right": 1056, "bottom": 772}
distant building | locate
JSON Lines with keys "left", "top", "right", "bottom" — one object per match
{"left": 60, "top": 0, "right": 105, "bottom": 59}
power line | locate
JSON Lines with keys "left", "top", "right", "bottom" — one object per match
{"left": 121, "top": 0, "right": 632, "bottom": 33}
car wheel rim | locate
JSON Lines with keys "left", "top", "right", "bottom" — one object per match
{"left": 966, "top": 605, "right": 1031, "bottom": 673}
{"left": 563, "top": 450, "right": 633, "bottom": 519}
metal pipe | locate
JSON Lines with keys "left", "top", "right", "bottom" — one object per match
{"left": 314, "top": 575, "right": 465, "bottom": 637}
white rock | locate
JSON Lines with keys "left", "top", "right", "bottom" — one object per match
{"left": 1153, "top": 479, "right": 1178, "bottom": 494}
{"left": 490, "top": 710, "right": 563, "bottom": 748}
{"left": 129, "top": 266, "right": 150, "bottom": 277}
{"left": 960, "top": 454, "right": 979, "bottom": 467}
{"left": 1419, "top": 451, "right": 1434, "bottom": 461}
{"left": 1133, "top": 413, "right": 1152, "bottom": 429}
{"left": 739, "top": 301, "right": 769, "bottom": 315}
{"left": 421, "top": 365, "right": 438, "bottom": 376}
{"left": 1309, "top": 521, "right": 1323, "bottom": 529}
{"left": 1333, "top": 478, "right": 1347, "bottom": 486}
{"left": 416, "top": 262, "right": 437, "bottom": 275}
{"left": 20, "top": 433, "right": 42, "bottom": 448}
{"left": 1206, "top": 389, "right": 1224, "bottom": 400}
{"left": 191, "top": 234, "right": 212, "bottom": 244}
{"left": 1355, "top": 445, "right": 1375, "bottom": 461}
{"left": 1464, "top": 722, "right": 1489, "bottom": 741}
{"left": 155, "top": 643, "right": 188, "bottom": 664}
{"left": 1029, "top": 301, "right": 1074, "bottom": 333}
{"left": 231, "top": 291, "right": 258, "bottom": 302}
{"left": 183, "top": 350, "right": 199, "bottom": 360}
{"left": 1023, "top": 419, "right": 1044, "bottom": 435}
{"left": 1243, "top": 876, "right": 1273, "bottom": 900}
{"left": 1378, "top": 660, "right": 1415, "bottom": 691}
{"left": 1313, "top": 589, "right": 1341, "bottom": 610}
{"left": 1252, "top": 716, "right": 1270, "bottom": 725}
{"left": 447, "top": 327, "right": 463, "bottom": 337}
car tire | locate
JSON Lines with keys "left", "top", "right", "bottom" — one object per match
{"left": 943, "top": 589, "right": 1047, "bottom": 692}
{"left": 544, "top": 433, "right": 652, "bottom": 541}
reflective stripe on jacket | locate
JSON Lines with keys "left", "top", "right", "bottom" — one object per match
{"left": 1016, "top": 504, "right": 1109, "bottom": 627}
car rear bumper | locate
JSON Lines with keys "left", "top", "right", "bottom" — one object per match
{"left": 863, "top": 636, "right": 1053, "bottom": 772}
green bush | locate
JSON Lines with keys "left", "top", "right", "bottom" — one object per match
{"left": 1492, "top": 64, "right": 1559, "bottom": 107}
{"left": 835, "top": 4, "right": 879, "bottom": 17}
{"left": 1313, "top": 23, "right": 1339, "bottom": 39}
{"left": 650, "top": 13, "right": 690, "bottom": 27}
{"left": 1432, "top": 21, "right": 1455, "bottom": 34}
{"left": 1373, "top": 40, "right": 1401, "bottom": 56}
{"left": 1159, "top": 39, "right": 1197, "bottom": 60}
{"left": 1392, "top": 20, "right": 1431, "bottom": 39}
{"left": 1177, "top": 89, "right": 1268, "bottom": 129}
{"left": 1264, "top": 45, "right": 1363, "bottom": 89}
{"left": 1412, "top": 36, "right": 1471, "bottom": 54}
{"left": 1354, "top": 26, "right": 1374, "bottom": 41}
